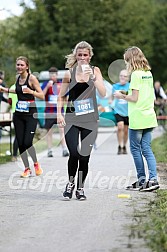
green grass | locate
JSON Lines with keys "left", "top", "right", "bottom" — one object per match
{"left": 0, "top": 154, "right": 12, "bottom": 164}
{"left": 152, "top": 132, "right": 167, "bottom": 163}
{"left": 133, "top": 132, "right": 167, "bottom": 252}
{"left": 0, "top": 143, "right": 12, "bottom": 163}
{"left": 0, "top": 137, "right": 59, "bottom": 164}
{"left": 142, "top": 190, "right": 167, "bottom": 252}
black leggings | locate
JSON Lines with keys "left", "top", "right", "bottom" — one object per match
{"left": 65, "top": 122, "right": 98, "bottom": 189}
{"left": 13, "top": 136, "right": 18, "bottom": 157}
{"left": 13, "top": 113, "right": 38, "bottom": 168}
{"left": 12, "top": 113, "right": 18, "bottom": 157}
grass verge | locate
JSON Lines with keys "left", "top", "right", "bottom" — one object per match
{"left": 0, "top": 137, "right": 59, "bottom": 164}
{"left": 132, "top": 132, "right": 167, "bottom": 252}
{"left": 0, "top": 143, "right": 12, "bottom": 164}
{"left": 141, "top": 190, "right": 167, "bottom": 252}
{"left": 0, "top": 154, "right": 12, "bottom": 164}
{"left": 151, "top": 132, "right": 167, "bottom": 163}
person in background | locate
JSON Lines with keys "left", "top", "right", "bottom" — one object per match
{"left": 154, "top": 80, "right": 167, "bottom": 116}
{"left": 57, "top": 41, "right": 106, "bottom": 200}
{"left": 41, "top": 67, "right": 69, "bottom": 157}
{"left": 0, "top": 71, "right": 12, "bottom": 140}
{"left": 0, "top": 71, "right": 9, "bottom": 105}
{"left": 8, "top": 82, "right": 18, "bottom": 161}
{"left": 154, "top": 80, "right": 167, "bottom": 101}
{"left": 0, "top": 56, "right": 44, "bottom": 178}
{"left": 111, "top": 69, "right": 130, "bottom": 154}
{"left": 114, "top": 46, "right": 159, "bottom": 192}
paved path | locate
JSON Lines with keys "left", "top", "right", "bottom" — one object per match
{"left": 0, "top": 127, "right": 164, "bottom": 252}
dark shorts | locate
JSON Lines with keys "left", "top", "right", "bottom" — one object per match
{"left": 44, "top": 118, "right": 57, "bottom": 129}
{"left": 115, "top": 114, "right": 129, "bottom": 125}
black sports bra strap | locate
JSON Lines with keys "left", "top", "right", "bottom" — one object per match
{"left": 26, "top": 73, "right": 30, "bottom": 81}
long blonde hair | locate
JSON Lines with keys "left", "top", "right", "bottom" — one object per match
{"left": 65, "top": 41, "right": 94, "bottom": 69}
{"left": 124, "top": 46, "right": 151, "bottom": 73}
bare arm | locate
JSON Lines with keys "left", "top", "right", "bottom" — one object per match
{"left": 114, "top": 89, "right": 139, "bottom": 102}
{"left": 57, "top": 71, "right": 70, "bottom": 127}
{"left": 93, "top": 67, "right": 106, "bottom": 97}
{"left": 42, "top": 81, "right": 52, "bottom": 96}
{"left": 0, "top": 85, "right": 16, "bottom": 94}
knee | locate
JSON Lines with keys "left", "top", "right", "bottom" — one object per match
{"left": 18, "top": 145, "right": 25, "bottom": 154}
{"left": 24, "top": 140, "right": 33, "bottom": 150}
{"left": 141, "top": 144, "right": 151, "bottom": 157}
{"left": 79, "top": 155, "right": 90, "bottom": 164}
{"left": 130, "top": 143, "right": 141, "bottom": 154}
{"left": 117, "top": 125, "right": 124, "bottom": 131}
{"left": 69, "top": 149, "right": 79, "bottom": 159}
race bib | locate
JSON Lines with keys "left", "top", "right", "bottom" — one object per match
{"left": 16, "top": 101, "right": 30, "bottom": 112}
{"left": 74, "top": 98, "right": 94, "bottom": 116}
{"left": 48, "top": 95, "right": 58, "bottom": 104}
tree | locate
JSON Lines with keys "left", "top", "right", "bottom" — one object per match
{"left": 1, "top": 0, "right": 167, "bottom": 85}
{"left": 151, "top": 3, "right": 167, "bottom": 84}
{"left": 0, "top": 16, "right": 30, "bottom": 84}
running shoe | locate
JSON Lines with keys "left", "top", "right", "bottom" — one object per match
{"left": 48, "top": 150, "right": 53, "bottom": 157}
{"left": 126, "top": 181, "right": 143, "bottom": 191}
{"left": 139, "top": 180, "right": 160, "bottom": 192}
{"left": 122, "top": 146, "right": 127, "bottom": 154}
{"left": 63, "top": 182, "right": 75, "bottom": 200}
{"left": 76, "top": 188, "right": 87, "bottom": 200}
{"left": 117, "top": 145, "right": 122, "bottom": 155}
{"left": 62, "top": 150, "right": 69, "bottom": 157}
{"left": 34, "top": 162, "right": 43, "bottom": 176}
{"left": 20, "top": 168, "right": 32, "bottom": 178}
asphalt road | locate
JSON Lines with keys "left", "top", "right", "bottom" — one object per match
{"left": 0, "top": 126, "right": 163, "bottom": 252}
